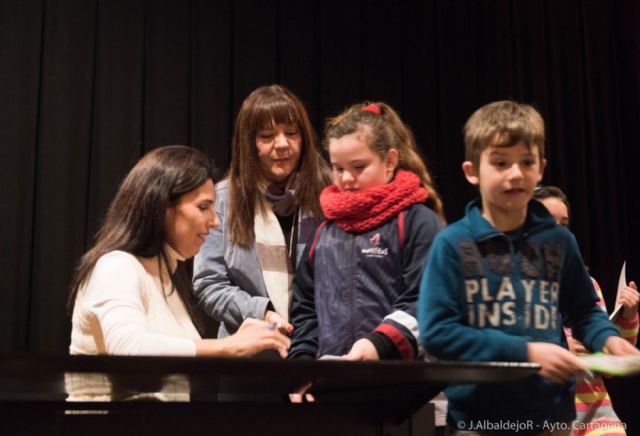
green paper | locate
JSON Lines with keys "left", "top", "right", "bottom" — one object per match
{"left": 579, "top": 352, "right": 640, "bottom": 376}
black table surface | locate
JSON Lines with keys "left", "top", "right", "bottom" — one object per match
{"left": 0, "top": 353, "right": 539, "bottom": 401}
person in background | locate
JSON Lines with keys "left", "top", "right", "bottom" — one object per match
{"left": 534, "top": 185, "right": 639, "bottom": 436}
{"left": 68, "top": 145, "right": 290, "bottom": 359}
{"left": 193, "top": 85, "right": 332, "bottom": 340}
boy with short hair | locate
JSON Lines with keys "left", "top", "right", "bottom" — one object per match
{"left": 418, "top": 101, "right": 639, "bottom": 435}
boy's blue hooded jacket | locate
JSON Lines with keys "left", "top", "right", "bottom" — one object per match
{"left": 418, "top": 199, "right": 619, "bottom": 430}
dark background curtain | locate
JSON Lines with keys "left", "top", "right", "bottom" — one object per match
{"left": 1, "top": 0, "right": 639, "bottom": 430}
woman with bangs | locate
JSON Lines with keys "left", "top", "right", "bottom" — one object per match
{"left": 193, "top": 85, "right": 332, "bottom": 340}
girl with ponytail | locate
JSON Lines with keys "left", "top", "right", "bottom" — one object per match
{"left": 288, "top": 101, "right": 444, "bottom": 367}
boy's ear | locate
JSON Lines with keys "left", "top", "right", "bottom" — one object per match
{"left": 538, "top": 158, "right": 547, "bottom": 181}
{"left": 462, "top": 161, "right": 479, "bottom": 185}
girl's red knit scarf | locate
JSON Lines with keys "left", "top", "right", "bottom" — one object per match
{"left": 320, "top": 170, "right": 429, "bottom": 233}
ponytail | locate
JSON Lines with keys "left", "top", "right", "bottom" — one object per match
{"left": 325, "top": 101, "right": 445, "bottom": 222}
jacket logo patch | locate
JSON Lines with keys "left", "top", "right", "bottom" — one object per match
{"left": 362, "top": 233, "right": 388, "bottom": 257}
{"left": 369, "top": 233, "right": 381, "bottom": 246}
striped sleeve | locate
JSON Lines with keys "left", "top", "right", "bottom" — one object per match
{"left": 372, "top": 310, "right": 420, "bottom": 360}
{"left": 616, "top": 314, "right": 639, "bottom": 345}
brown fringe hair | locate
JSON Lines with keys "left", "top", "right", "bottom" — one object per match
{"left": 463, "top": 100, "right": 545, "bottom": 167}
{"left": 227, "top": 84, "right": 332, "bottom": 246}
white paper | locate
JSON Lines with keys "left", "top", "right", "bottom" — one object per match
{"left": 609, "top": 261, "right": 626, "bottom": 321}
{"left": 318, "top": 354, "right": 347, "bottom": 360}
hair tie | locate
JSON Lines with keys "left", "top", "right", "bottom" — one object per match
{"left": 362, "top": 104, "right": 381, "bottom": 115}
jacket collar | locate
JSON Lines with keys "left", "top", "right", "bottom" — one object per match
{"left": 464, "top": 198, "right": 556, "bottom": 242}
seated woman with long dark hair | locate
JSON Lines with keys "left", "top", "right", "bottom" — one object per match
{"left": 68, "top": 145, "right": 290, "bottom": 358}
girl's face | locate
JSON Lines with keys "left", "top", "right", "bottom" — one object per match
{"left": 165, "top": 179, "right": 219, "bottom": 259}
{"left": 328, "top": 132, "right": 398, "bottom": 192}
{"left": 255, "top": 122, "right": 302, "bottom": 185}
{"left": 539, "top": 196, "right": 569, "bottom": 227}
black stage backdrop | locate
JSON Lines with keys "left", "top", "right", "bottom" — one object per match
{"left": 1, "top": 0, "right": 640, "bottom": 428}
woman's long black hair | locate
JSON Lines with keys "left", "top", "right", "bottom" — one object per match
{"left": 68, "top": 145, "right": 214, "bottom": 333}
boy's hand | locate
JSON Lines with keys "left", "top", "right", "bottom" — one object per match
{"left": 527, "top": 342, "right": 587, "bottom": 384}
{"left": 603, "top": 336, "right": 640, "bottom": 356}
{"left": 343, "top": 338, "right": 379, "bottom": 361}
{"left": 619, "top": 281, "right": 640, "bottom": 320}
{"left": 566, "top": 336, "right": 588, "bottom": 355}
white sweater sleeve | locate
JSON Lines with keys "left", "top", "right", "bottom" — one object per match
{"left": 84, "top": 252, "right": 196, "bottom": 356}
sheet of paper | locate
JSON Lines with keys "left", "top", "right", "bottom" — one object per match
{"left": 579, "top": 352, "right": 640, "bottom": 376}
{"left": 609, "top": 261, "right": 626, "bottom": 321}
{"left": 318, "top": 354, "right": 347, "bottom": 361}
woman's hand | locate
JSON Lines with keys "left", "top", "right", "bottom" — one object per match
{"left": 226, "top": 318, "right": 291, "bottom": 358}
{"left": 264, "top": 310, "right": 293, "bottom": 334}
{"left": 196, "top": 318, "right": 290, "bottom": 358}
